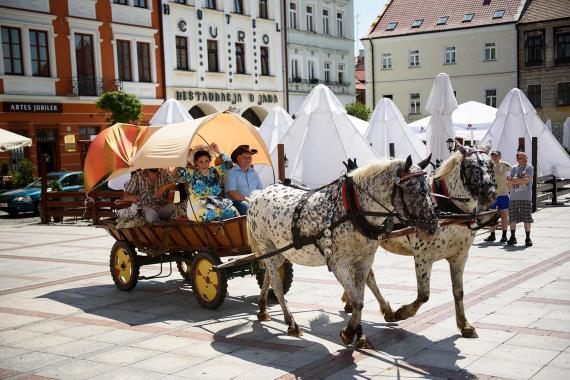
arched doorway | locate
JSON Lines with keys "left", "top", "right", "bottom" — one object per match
{"left": 189, "top": 103, "right": 217, "bottom": 119}
{"left": 242, "top": 106, "right": 268, "bottom": 127}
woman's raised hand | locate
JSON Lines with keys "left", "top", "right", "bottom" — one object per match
{"left": 209, "top": 142, "right": 221, "bottom": 154}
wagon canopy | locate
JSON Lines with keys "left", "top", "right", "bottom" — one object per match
{"left": 84, "top": 111, "right": 272, "bottom": 192}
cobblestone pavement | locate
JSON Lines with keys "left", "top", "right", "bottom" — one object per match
{"left": 0, "top": 200, "right": 569, "bottom": 379}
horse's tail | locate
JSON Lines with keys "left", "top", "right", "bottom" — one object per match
{"left": 246, "top": 216, "right": 261, "bottom": 257}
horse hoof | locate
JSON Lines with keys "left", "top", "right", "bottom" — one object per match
{"left": 383, "top": 312, "right": 397, "bottom": 322}
{"left": 355, "top": 338, "right": 374, "bottom": 350}
{"left": 461, "top": 326, "right": 478, "bottom": 338}
{"left": 287, "top": 324, "right": 303, "bottom": 337}
{"left": 344, "top": 304, "right": 353, "bottom": 313}
{"left": 340, "top": 328, "right": 355, "bottom": 345}
{"left": 393, "top": 308, "right": 409, "bottom": 321}
{"left": 257, "top": 311, "right": 271, "bottom": 321}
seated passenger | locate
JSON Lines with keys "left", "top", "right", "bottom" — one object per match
{"left": 184, "top": 143, "right": 238, "bottom": 222}
{"left": 123, "top": 168, "right": 175, "bottom": 223}
{"left": 225, "top": 145, "right": 265, "bottom": 215}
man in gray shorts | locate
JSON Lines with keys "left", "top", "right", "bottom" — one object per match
{"left": 506, "top": 151, "right": 534, "bottom": 247}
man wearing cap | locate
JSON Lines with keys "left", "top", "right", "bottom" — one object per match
{"left": 225, "top": 145, "right": 264, "bottom": 215}
{"left": 484, "top": 151, "right": 511, "bottom": 243}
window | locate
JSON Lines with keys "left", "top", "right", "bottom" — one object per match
{"left": 437, "top": 16, "right": 448, "bottom": 25}
{"left": 383, "top": 94, "right": 393, "bottom": 100}
{"left": 527, "top": 84, "right": 541, "bottom": 108}
{"left": 557, "top": 82, "right": 570, "bottom": 105}
{"left": 207, "top": 40, "right": 219, "bottom": 72}
{"left": 337, "top": 12, "right": 343, "bottom": 37}
{"left": 29, "top": 30, "right": 50, "bottom": 77}
{"left": 445, "top": 46, "right": 456, "bottom": 64}
{"left": 525, "top": 30, "right": 544, "bottom": 67}
{"left": 409, "top": 49, "right": 420, "bottom": 67}
{"left": 386, "top": 22, "right": 397, "bottom": 31}
{"left": 205, "top": 0, "right": 216, "bottom": 9}
{"left": 322, "top": 9, "right": 330, "bottom": 35}
{"left": 410, "top": 93, "right": 420, "bottom": 114}
{"left": 289, "top": 3, "right": 297, "bottom": 29}
{"left": 382, "top": 52, "right": 392, "bottom": 69}
{"left": 174, "top": 0, "right": 186, "bottom": 3}
{"left": 554, "top": 27, "right": 570, "bottom": 65}
{"left": 1, "top": 27, "right": 23, "bottom": 75}
{"left": 484, "top": 42, "right": 496, "bottom": 60}
{"left": 324, "top": 62, "right": 330, "bottom": 83}
{"left": 462, "top": 13, "right": 474, "bottom": 22}
{"left": 235, "top": 42, "right": 245, "bottom": 74}
{"left": 485, "top": 89, "right": 497, "bottom": 107}
{"left": 493, "top": 10, "right": 505, "bottom": 19}
{"left": 113, "top": 0, "right": 127, "bottom": 4}
{"left": 308, "top": 60, "right": 316, "bottom": 81}
{"left": 411, "top": 19, "right": 423, "bottom": 28}
{"left": 260, "top": 46, "right": 269, "bottom": 75}
{"left": 134, "top": 0, "right": 147, "bottom": 8}
{"left": 74, "top": 33, "right": 96, "bottom": 96}
{"left": 175, "top": 36, "right": 189, "bottom": 70}
{"left": 306, "top": 6, "right": 314, "bottom": 32}
{"left": 259, "top": 0, "right": 268, "bottom": 19}
{"left": 116, "top": 40, "right": 132, "bottom": 81}
{"left": 137, "top": 42, "right": 151, "bottom": 82}
{"left": 338, "top": 63, "right": 344, "bottom": 84}
{"left": 291, "top": 58, "right": 299, "bottom": 80}
{"left": 79, "top": 127, "right": 99, "bottom": 141}
{"left": 234, "top": 0, "right": 243, "bottom": 14}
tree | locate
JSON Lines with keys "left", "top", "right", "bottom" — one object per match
{"left": 96, "top": 90, "right": 142, "bottom": 124}
{"left": 345, "top": 102, "right": 371, "bottom": 121}
{"left": 12, "top": 159, "right": 34, "bottom": 187}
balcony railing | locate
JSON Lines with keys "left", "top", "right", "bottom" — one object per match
{"left": 288, "top": 78, "right": 349, "bottom": 86}
{"left": 70, "top": 77, "right": 123, "bottom": 96}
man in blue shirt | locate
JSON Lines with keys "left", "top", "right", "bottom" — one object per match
{"left": 225, "top": 145, "right": 264, "bottom": 215}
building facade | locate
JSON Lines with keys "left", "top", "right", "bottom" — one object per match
{"left": 363, "top": 0, "right": 527, "bottom": 122}
{"left": 0, "top": 0, "right": 164, "bottom": 174}
{"left": 161, "top": 0, "right": 285, "bottom": 126}
{"left": 286, "top": 0, "right": 355, "bottom": 115}
{"left": 517, "top": 0, "right": 570, "bottom": 135}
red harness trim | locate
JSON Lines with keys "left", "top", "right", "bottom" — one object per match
{"left": 342, "top": 181, "right": 360, "bottom": 211}
{"left": 399, "top": 170, "right": 426, "bottom": 182}
{"left": 432, "top": 177, "right": 450, "bottom": 198}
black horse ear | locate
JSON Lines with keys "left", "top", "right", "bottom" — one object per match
{"left": 417, "top": 154, "right": 432, "bottom": 170}
{"left": 456, "top": 141, "right": 467, "bottom": 155}
{"left": 342, "top": 158, "right": 359, "bottom": 173}
{"left": 404, "top": 155, "right": 413, "bottom": 172}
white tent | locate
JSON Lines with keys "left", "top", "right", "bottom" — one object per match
{"left": 425, "top": 73, "right": 457, "bottom": 163}
{"left": 545, "top": 119, "right": 552, "bottom": 133}
{"left": 409, "top": 101, "right": 497, "bottom": 143}
{"left": 0, "top": 128, "right": 32, "bottom": 152}
{"left": 149, "top": 98, "right": 192, "bottom": 126}
{"left": 481, "top": 88, "right": 570, "bottom": 178}
{"left": 280, "top": 84, "right": 380, "bottom": 188}
{"left": 365, "top": 98, "right": 427, "bottom": 162}
{"left": 348, "top": 115, "right": 369, "bottom": 135}
{"left": 563, "top": 117, "right": 570, "bottom": 149}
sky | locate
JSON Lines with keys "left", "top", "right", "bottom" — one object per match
{"left": 354, "top": 0, "right": 389, "bottom": 53}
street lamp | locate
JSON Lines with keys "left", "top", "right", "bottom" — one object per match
{"left": 446, "top": 138, "right": 455, "bottom": 153}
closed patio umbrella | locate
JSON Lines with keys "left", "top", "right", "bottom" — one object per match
{"left": 0, "top": 128, "right": 32, "bottom": 152}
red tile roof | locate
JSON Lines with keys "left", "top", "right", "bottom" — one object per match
{"left": 366, "top": 0, "right": 527, "bottom": 39}
{"left": 519, "top": 0, "right": 570, "bottom": 24}
{"left": 355, "top": 70, "right": 365, "bottom": 82}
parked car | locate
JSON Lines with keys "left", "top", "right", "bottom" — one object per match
{"left": 0, "top": 171, "right": 83, "bottom": 217}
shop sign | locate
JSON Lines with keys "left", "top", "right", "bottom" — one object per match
{"left": 3, "top": 102, "right": 62, "bottom": 113}
{"left": 64, "top": 134, "right": 76, "bottom": 152}
{"left": 175, "top": 90, "right": 279, "bottom": 106}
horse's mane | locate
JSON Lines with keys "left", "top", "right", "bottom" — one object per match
{"left": 349, "top": 159, "right": 399, "bottom": 184}
{"left": 433, "top": 151, "right": 462, "bottom": 179}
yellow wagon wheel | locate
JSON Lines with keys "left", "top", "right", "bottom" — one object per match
{"left": 256, "top": 261, "right": 294, "bottom": 298}
{"left": 110, "top": 241, "right": 139, "bottom": 291}
{"left": 190, "top": 252, "right": 227, "bottom": 309}
{"left": 176, "top": 260, "right": 192, "bottom": 281}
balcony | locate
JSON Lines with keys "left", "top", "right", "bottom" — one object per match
{"left": 69, "top": 77, "right": 123, "bottom": 97}
{"left": 288, "top": 78, "right": 351, "bottom": 94}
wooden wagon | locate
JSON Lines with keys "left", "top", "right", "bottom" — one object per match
{"left": 99, "top": 216, "right": 293, "bottom": 309}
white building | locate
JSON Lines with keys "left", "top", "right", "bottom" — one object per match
{"left": 161, "top": 0, "right": 285, "bottom": 126}
{"left": 286, "top": 0, "right": 355, "bottom": 115}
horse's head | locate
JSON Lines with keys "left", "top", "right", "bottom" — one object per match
{"left": 391, "top": 155, "right": 439, "bottom": 235}
{"left": 456, "top": 143, "right": 497, "bottom": 208}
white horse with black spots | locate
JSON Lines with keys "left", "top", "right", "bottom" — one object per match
{"left": 247, "top": 156, "right": 439, "bottom": 349}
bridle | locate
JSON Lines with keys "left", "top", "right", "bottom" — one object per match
{"left": 460, "top": 149, "right": 495, "bottom": 200}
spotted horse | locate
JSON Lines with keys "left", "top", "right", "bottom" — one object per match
{"left": 342, "top": 143, "right": 497, "bottom": 339}
{"left": 246, "top": 156, "right": 439, "bottom": 349}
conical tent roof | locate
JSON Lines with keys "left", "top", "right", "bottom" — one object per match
{"left": 365, "top": 98, "right": 427, "bottom": 162}
{"left": 0, "top": 128, "right": 31, "bottom": 152}
{"left": 563, "top": 117, "right": 570, "bottom": 149}
{"left": 426, "top": 73, "right": 457, "bottom": 163}
{"left": 348, "top": 115, "right": 368, "bottom": 135}
{"left": 280, "top": 85, "right": 380, "bottom": 188}
{"left": 149, "top": 98, "right": 192, "bottom": 126}
{"left": 481, "top": 88, "right": 570, "bottom": 178}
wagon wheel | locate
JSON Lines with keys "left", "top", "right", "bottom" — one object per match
{"left": 176, "top": 259, "right": 192, "bottom": 281}
{"left": 191, "top": 252, "right": 228, "bottom": 309}
{"left": 256, "top": 261, "right": 294, "bottom": 298}
{"left": 110, "top": 241, "right": 139, "bottom": 291}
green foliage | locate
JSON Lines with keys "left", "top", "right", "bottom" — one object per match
{"left": 48, "top": 179, "right": 62, "bottom": 192}
{"left": 12, "top": 159, "right": 34, "bottom": 187}
{"left": 95, "top": 90, "right": 142, "bottom": 124}
{"left": 0, "top": 160, "right": 11, "bottom": 176}
{"left": 345, "top": 102, "right": 371, "bottom": 121}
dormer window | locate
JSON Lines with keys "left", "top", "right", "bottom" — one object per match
{"left": 493, "top": 10, "right": 505, "bottom": 19}
{"left": 386, "top": 22, "right": 397, "bottom": 31}
{"left": 437, "top": 16, "right": 448, "bottom": 25}
{"left": 462, "top": 13, "right": 474, "bottom": 22}
{"left": 411, "top": 19, "right": 423, "bottom": 28}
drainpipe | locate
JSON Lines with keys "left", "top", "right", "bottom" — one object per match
{"left": 281, "top": 0, "right": 289, "bottom": 112}
{"left": 367, "top": 37, "right": 375, "bottom": 107}
{"left": 158, "top": 0, "right": 167, "bottom": 101}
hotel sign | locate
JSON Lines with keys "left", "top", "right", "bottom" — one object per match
{"left": 3, "top": 102, "right": 62, "bottom": 113}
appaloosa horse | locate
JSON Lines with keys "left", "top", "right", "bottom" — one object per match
{"left": 247, "top": 156, "right": 439, "bottom": 349}
{"left": 342, "top": 144, "right": 496, "bottom": 338}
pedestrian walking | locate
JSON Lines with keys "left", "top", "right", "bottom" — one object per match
{"left": 506, "top": 151, "right": 534, "bottom": 247}
{"left": 484, "top": 151, "right": 511, "bottom": 243}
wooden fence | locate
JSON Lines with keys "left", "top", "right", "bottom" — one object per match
{"left": 41, "top": 191, "right": 123, "bottom": 224}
